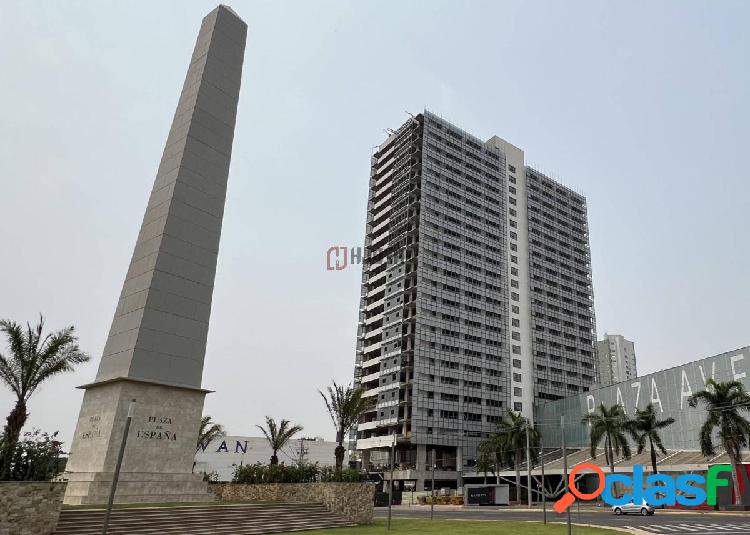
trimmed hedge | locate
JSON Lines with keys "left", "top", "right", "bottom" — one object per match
{"left": 233, "top": 463, "right": 366, "bottom": 484}
{"left": 418, "top": 495, "right": 464, "bottom": 505}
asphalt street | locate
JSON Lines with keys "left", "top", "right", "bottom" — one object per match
{"left": 374, "top": 506, "right": 750, "bottom": 534}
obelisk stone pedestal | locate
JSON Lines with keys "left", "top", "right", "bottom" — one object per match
{"left": 64, "top": 5, "right": 246, "bottom": 505}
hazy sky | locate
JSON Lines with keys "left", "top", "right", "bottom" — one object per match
{"left": 0, "top": 0, "right": 748, "bottom": 446}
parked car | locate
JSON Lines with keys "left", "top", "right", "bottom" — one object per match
{"left": 612, "top": 499, "right": 655, "bottom": 516}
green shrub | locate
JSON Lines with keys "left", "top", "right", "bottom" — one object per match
{"left": 319, "top": 466, "right": 367, "bottom": 482}
{"left": 0, "top": 429, "right": 64, "bottom": 481}
{"left": 232, "top": 463, "right": 366, "bottom": 484}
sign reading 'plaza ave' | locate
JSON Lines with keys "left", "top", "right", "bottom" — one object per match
{"left": 583, "top": 349, "right": 747, "bottom": 415}
{"left": 537, "top": 346, "right": 750, "bottom": 450}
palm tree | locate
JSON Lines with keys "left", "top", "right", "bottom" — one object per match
{"left": 582, "top": 403, "right": 631, "bottom": 474}
{"left": 476, "top": 440, "right": 496, "bottom": 484}
{"left": 478, "top": 430, "right": 508, "bottom": 485}
{"left": 688, "top": 378, "right": 750, "bottom": 505}
{"left": 319, "top": 381, "right": 369, "bottom": 472}
{"left": 627, "top": 403, "right": 675, "bottom": 474}
{"left": 196, "top": 415, "right": 225, "bottom": 452}
{"left": 0, "top": 316, "right": 89, "bottom": 477}
{"left": 256, "top": 416, "right": 303, "bottom": 465}
{"left": 497, "top": 411, "right": 539, "bottom": 503}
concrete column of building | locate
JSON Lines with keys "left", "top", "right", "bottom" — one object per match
{"left": 456, "top": 445, "right": 463, "bottom": 489}
{"left": 486, "top": 136, "right": 534, "bottom": 417}
{"left": 416, "top": 445, "right": 427, "bottom": 491}
{"left": 360, "top": 449, "right": 371, "bottom": 471}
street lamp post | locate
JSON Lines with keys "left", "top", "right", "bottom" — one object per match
{"left": 101, "top": 399, "right": 136, "bottom": 535}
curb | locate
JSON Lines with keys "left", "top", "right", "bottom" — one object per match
{"left": 378, "top": 515, "right": 653, "bottom": 534}
{"left": 389, "top": 504, "right": 750, "bottom": 516}
{"left": 566, "top": 522, "right": 652, "bottom": 535}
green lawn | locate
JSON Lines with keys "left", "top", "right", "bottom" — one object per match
{"left": 285, "top": 519, "right": 618, "bottom": 534}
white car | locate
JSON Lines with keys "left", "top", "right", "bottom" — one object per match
{"left": 612, "top": 499, "right": 655, "bottom": 516}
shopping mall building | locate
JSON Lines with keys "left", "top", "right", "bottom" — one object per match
{"left": 480, "top": 345, "right": 750, "bottom": 506}
{"left": 384, "top": 345, "right": 750, "bottom": 504}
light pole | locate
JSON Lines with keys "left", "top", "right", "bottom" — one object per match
{"left": 387, "top": 434, "right": 396, "bottom": 530}
{"left": 430, "top": 449, "right": 436, "bottom": 521}
{"left": 562, "top": 416, "right": 571, "bottom": 535}
{"left": 102, "top": 399, "right": 136, "bottom": 535}
{"left": 540, "top": 431, "right": 547, "bottom": 524}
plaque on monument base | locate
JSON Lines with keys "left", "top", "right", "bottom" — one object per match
{"left": 63, "top": 378, "right": 214, "bottom": 505}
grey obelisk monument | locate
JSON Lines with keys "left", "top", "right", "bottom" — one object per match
{"left": 64, "top": 5, "right": 246, "bottom": 504}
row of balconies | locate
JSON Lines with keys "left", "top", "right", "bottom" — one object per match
{"left": 422, "top": 183, "right": 505, "bottom": 220}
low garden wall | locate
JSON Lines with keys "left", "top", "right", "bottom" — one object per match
{"left": 0, "top": 481, "right": 67, "bottom": 535}
{"left": 211, "top": 482, "right": 375, "bottom": 524}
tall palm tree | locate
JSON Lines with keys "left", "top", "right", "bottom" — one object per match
{"left": 582, "top": 403, "right": 631, "bottom": 474}
{"left": 196, "top": 415, "right": 225, "bottom": 452}
{"left": 256, "top": 416, "right": 303, "bottom": 465}
{"left": 476, "top": 439, "right": 496, "bottom": 484}
{"left": 478, "top": 430, "right": 508, "bottom": 485}
{"left": 319, "top": 381, "right": 369, "bottom": 472}
{"left": 497, "top": 411, "right": 539, "bottom": 503}
{"left": 627, "top": 403, "right": 675, "bottom": 474}
{"left": 0, "top": 317, "right": 89, "bottom": 477}
{"left": 688, "top": 378, "right": 750, "bottom": 505}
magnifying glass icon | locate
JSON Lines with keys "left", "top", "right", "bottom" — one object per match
{"left": 554, "top": 462, "right": 606, "bottom": 513}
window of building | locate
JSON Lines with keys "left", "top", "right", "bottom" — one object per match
{"left": 513, "top": 358, "right": 522, "bottom": 368}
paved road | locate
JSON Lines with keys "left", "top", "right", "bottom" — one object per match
{"left": 375, "top": 507, "right": 750, "bottom": 534}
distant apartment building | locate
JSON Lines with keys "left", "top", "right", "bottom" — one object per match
{"left": 351, "top": 111, "right": 597, "bottom": 490}
{"left": 597, "top": 334, "right": 637, "bottom": 385}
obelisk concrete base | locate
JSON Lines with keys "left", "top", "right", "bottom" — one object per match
{"left": 63, "top": 379, "right": 214, "bottom": 505}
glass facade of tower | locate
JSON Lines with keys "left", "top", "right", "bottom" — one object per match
{"left": 352, "top": 111, "right": 597, "bottom": 489}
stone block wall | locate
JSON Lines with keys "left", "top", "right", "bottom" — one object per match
{"left": 211, "top": 482, "right": 375, "bottom": 524}
{"left": 0, "top": 482, "right": 66, "bottom": 535}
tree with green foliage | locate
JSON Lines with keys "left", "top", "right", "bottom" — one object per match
{"left": 1, "top": 429, "right": 64, "bottom": 481}
{"left": 256, "top": 416, "right": 303, "bottom": 465}
{"left": 478, "top": 430, "right": 509, "bottom": 485}
{"left": 0, "top": 316, "right": 89, "bottom": 478}
{"left": 319, "top": 381, "right": 369, "bottom": 472}
{"left": 689, "top": 378, "right": 750, "bottom": 505}
{"left": 582, "top": 403, "right": 632, "bottom": 474}
{"left": 196, "top": 415, "right": 225, "bottom": 452}
{"left": 496, "top": 411, "right": 539, "bottom": 503}
{"left": 627, "top": 403, "right": 675, "bottom": 475}
{"left": 475, "top": 439, "right": 496, "bottom": 484}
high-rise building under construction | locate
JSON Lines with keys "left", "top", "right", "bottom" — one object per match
{"left": 351, "top": 111, "right": 597, "bottom": 490}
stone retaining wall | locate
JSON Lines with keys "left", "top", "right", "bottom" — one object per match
{"left": 211, "top": 482, "right": 375, "bottom": 524}
{"left": 0, "top": 482, "right": 67, "bottom": 535}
